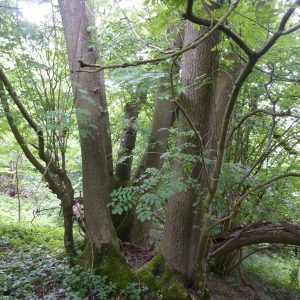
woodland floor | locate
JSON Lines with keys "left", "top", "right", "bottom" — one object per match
{"left": 0, "top": 194, "right": 299, "bottom": 299}
{"left": 1, "top": 234, "right": 300, "bottom": 299}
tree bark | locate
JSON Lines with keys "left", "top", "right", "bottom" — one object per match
{"left": 133, "top": 84, "right": 176, "bottom": 180}
{"left": 58, "top": 0, "right": 119, "bottom": 255}
{"left": 115, "top": 91, "right": 146, "bottom": 183}
{"left": 128, "top": 30, "right": 182, "bottom": 246}
{"left": 162, "top": 22, "right": 219, "bottom": 280}
{"left": 126, "top": 79, "right": 176, "bottom": 246}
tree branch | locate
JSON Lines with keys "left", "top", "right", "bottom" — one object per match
{"left": 226, "top": 109, "right": 295, "bottom": 146}
{"left": 0, "top": 81, "right": 46, "bottom": 174}
{"left": 0, "top": 67, "right": 58, "bottom": 173}
{"left": 210, "top": 222, "right": 300, "bottom": 259}
{"left": 201, "top": 1, "right": 299, "bottom": 209}
{"left": 182, "top": 0, "right": 253, "bottom": 57}
{"left": 213, "top": 173, "right": 300, "bottom": 228}
{"left": 114, "top": 0, "right": 176, "bottom": 54}
{"left": 257, "top": 3, "right": 300, "bottom": 57}
{"left": 77, "top": 1, "right": 239, "bottom": 72}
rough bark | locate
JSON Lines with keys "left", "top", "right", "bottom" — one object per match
{"left": 58, "top": 0, "right": 119, "bottom": 254}
{"left": 208, "top": 54, "right": 242, "bottom": 152}
{"left": 162, "top": 22, "right": 219, "bottom": 280}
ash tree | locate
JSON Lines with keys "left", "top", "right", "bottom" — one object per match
{"left": 1, "top": 0, "right": 300, "bottom": 298}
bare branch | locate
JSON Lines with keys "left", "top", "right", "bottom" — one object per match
{"left": 0, "top": 81, "right": 45, "bottom": 174}
{"left": 0, "top": 67, "right": 59, "bottom": 173}
{"left": 282, "top": 23, "right": 300, "bottom": 35}
{"left": 257, "top": 3, "right": 300, "bottom": 57}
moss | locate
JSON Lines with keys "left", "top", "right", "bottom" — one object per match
{"left": 136, "top": 268, "right": 160, "bottom": 291}
{"left": 100, "top": 245, "right": 135, "bottom": 288}
{"left": 160, "top": 268, "right": 190, "bottom": 300}
{"left": 147, "top": 253, "right": 165, "bottom": 275}
{"left": 79, "top": 243, "right": 135, "bottom": 288}
{"left": 161, "top": 280, "right": 190, "bottom": 300}
{"left": 137, "top": 253, "right": 190, "bottom": 299}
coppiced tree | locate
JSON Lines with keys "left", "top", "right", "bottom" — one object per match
{"left": 1, "top": 0, "right": 300, "bottom": 299}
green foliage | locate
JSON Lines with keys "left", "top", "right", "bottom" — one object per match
{"left": 0, "top": 217, "right": 159, "bottom": 299}
{"left": 110, "top": 167, "right": 199, "bottom": 222}
{"left": 1, "top": 248, "right": 155, "bottom": 299}
{"left": 0, "top": 219, "right": 64, "bottom": 253}
{"left": 243, "top": 251, "right": 300, "bottom": 293}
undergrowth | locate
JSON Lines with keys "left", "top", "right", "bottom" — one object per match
{"left": 0, "top": 217, "right": 160, "bottom": 299}
{"left": 243, "top": 251, "right": 300, "bottom": 293}
{"left": 0, "top": 193, "right": 299, "bottom": 299}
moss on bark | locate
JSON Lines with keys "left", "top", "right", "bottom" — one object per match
{"left": 81, "top": 247, "right": 190, "bottom": 298}
{"left": 136, "top": 253, "right": 190, "bottom": 299}
{"left": 101, "top": 246, "right": 134, "bottom": 288}
{"left": 80, "top": 243, "right": 135, "bottom": 288}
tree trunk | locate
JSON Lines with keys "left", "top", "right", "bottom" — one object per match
{"left": 123, "top": 81, "right": 177, "bottom": 246}
{"left": 133, "top": 85, "right": 176, "bottom": 180}
{"left": 58, "top": 0, "right": 119, "bottom": 256}
{"left": 115, "top": 91, "right": 146, "bottom": 183}
{"left": 162, "top": 22, "right": 219, "bottom": 281}
{"left": 129, "top": 30, "right": 182, "bottom": 246}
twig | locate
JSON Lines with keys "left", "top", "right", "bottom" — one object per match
{"left": 76, "top": 1, "right": 240, "bottom": 73}
{"left": 213, "top": 172, "right": 300, "bottom": 228}
{"left": 227, "top": 109, "right": 295, "bottom": 146}
{"left": 114, "top": 0, "right": 176, "bottom": 54}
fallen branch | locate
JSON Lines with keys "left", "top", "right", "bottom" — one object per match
{"left": 210, "top": 222, "right": 300, "bottom": 259}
